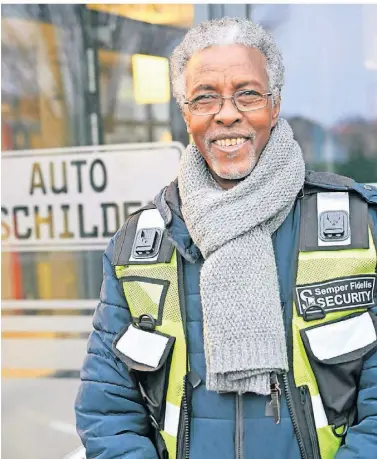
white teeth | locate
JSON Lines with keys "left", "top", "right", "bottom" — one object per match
{"left": 214, "top": 137, "right": 247, "bottom": 147}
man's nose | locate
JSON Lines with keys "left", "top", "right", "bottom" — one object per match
{"left": 214, "top": 97, "right": 242, "bottom": 126}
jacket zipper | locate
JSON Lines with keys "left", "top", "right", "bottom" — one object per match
{"left": 283, "top": 373, "right": 308, "bottom": 459}
{"left": 176, "top": 372, "right": 201, "bottom": 459}
{"left": 176, "top": 376, "right": 190, "bottom": 459}
{"left": 282, "top": 202, "right": 311, "bottom": 459}
{"left": 183, "top": 379, "right": 190, "bottom": 459}
{"left": 176, "top": 253, "right": 189, "bottom": 459}
{"left": 300, "top": 387, "right": 321, "bottom": 459}
{"left": 235, "top": 393, "right": 244, "bottom": 459}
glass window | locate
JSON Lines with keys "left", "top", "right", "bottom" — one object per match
{"left": 152, "top": 126, "right": 173, "bottom": 142}
{"left": 1, "top": 13, "right": 86, "bottom": 150}
{"left": 100, "top": 50, "right": 148, "bottom": 123}
{"left": 151, "top": 102, "right": 170, "bottom": 123}
{"left": 1, "top": 251, "right": 103, "bottom": 300}
{"left": 1, "top": 6, "right": 192, "bottom": 459}
{"left": 99, "top": 50, "right": 172, "bottom": 144}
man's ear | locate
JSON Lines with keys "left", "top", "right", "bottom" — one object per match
{"left": 271, "top": 96, "right": 281, "bottom": 128}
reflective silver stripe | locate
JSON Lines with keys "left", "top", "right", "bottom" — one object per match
{"left": 305, "top": 312, "right": 376, "bottom": 360}
{"left": 129, "top": 209, "right": 165, "bottom": 263}
{"left": 317, "top": 192, "right": 350, "bottom": 246}
{"left": 164, "top": 401, "right": 180, "bottom": 437}
{"left": 311, "top": 393, "right": 328, "bottom": 429}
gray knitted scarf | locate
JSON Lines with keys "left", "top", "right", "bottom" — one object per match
{"left": 178, "top": 118, "right": 305, "bottom": 395}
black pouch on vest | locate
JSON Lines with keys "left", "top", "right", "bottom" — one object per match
{"left": 300, "top": 311, "right": 377, "bottom": 430}
{"left": 112, "top": 321, "right": 175, "bottom": 430}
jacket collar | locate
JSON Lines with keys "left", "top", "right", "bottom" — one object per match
{"left": 154, "top": 179, "right": 201, "bottom": 263}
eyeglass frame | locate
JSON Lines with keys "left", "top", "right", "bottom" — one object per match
{"left": 183, "top": 89, "right": 273, "bottom": 116}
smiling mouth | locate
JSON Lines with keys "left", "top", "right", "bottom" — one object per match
{"left": 212, "top": 137, "right": 249, "bottom": 147}
{"left": 211, "top": 137, "right": 251, "bottom": 154}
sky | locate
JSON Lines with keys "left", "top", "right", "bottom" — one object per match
{"left": 253, "top": 4, "right": 377, "bottom": 128}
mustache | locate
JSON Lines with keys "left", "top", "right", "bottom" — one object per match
{"left": 204, "top": 130, "right": 256, "bottom": 148}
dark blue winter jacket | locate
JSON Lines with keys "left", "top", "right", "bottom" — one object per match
{"left": 75, "top": 174, "right": 377, "bottom": 459}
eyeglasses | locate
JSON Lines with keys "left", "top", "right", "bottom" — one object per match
{"left": 184, "top": 90, "right": 273, "bottom": 116}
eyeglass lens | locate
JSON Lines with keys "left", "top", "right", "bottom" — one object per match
{"left": 190, "top": 92, "right": 267, "bottom": 115}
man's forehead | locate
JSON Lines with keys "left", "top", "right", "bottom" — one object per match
{"left": 188, "top": 44, "right": 265, "bottom": 67}
{"left": 185, "top": 45, "right": 268, "bottom": 88}
{"left": 190, "top": 61, "right": 249, "bottom": 75}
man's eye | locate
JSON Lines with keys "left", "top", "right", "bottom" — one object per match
{"left": 240, "top": 90, "right": 260, "bottom": 97}
{"left": 236, "top": 90, "right": 264, "bottom": 107}
{"left": 191, "top": 94, "right": 218, "bottom": 104}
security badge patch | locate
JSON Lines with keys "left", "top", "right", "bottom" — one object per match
{"left": 295, "top": 274, "right": 377, "bottom": 318}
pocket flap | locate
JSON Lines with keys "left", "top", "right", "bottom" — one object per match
{"left": 113, "top": 324, "right": 175, "bottom": 372}
{"left": 301, "top": 312, "right": 377, "bottom": 365}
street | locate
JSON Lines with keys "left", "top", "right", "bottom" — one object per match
{"left": 2, "top": 378, "right": 83, "bottom": 459}
{"left": 2, "top": 300, "right": 93, "bottom": 459}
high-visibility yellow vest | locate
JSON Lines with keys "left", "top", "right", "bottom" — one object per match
{"left": 291, "top": 189, "right": 377, "bottom": 458}
{"left": 113, "top": 208, "right": 187, "bottom": 459}
{"left": 112, "top": 190, "right": 377, "bottom": 459}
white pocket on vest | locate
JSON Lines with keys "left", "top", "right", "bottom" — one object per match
{"left": 305, "top": 312, "right": 377, "bottom": 360}
{"left": 300, "top": 311, "right": 377, "bottom": 427}
{"left": 112, "top": 323, "right": 175, "bottom": 430}
{"left": 116, "top": 324, "right": 169, "bottom": 368}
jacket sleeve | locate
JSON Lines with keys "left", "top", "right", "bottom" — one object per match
{"left": 335, "top": 199, "right": 377, "bottom": 459}
{"left": 334, "top": 315, "right": 377, "bottom": 459}
{"left": 75, "top": 235, "right": 159, "bottom": 459}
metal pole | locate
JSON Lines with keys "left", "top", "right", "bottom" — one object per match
{"left": 78, "top": 5, "right": 104, "bottom": 146}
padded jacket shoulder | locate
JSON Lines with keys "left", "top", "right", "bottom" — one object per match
{"left": 304, "top": 170, "right": 377, "bottom": 242}
{"left": 305, "top": 170, "right": 377, "bottom": 204}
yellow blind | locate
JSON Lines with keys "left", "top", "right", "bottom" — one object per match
{"left": 87, "top": 4, "right": 193, "bottom": 28}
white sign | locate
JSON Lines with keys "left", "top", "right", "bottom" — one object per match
{"left": 1, "top": 142, "right": 183, "bottom": 252}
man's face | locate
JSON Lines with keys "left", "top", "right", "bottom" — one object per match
{"left": 184, "top": 44, "right": 280, "bottom": 186}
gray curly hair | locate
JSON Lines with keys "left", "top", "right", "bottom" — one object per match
{"left": 170, "top": 17, "right": 284, "bottom": 109}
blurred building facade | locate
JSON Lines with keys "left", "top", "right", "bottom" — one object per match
{"left": 2, "top": 4, "right": 376, "bottom": 172}
{"left": 1, "top": 4, "right": 377, "bottom": 459}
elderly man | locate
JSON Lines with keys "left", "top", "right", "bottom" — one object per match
{"left": 75, "top": 18, "right": 377, "bottom": 459}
